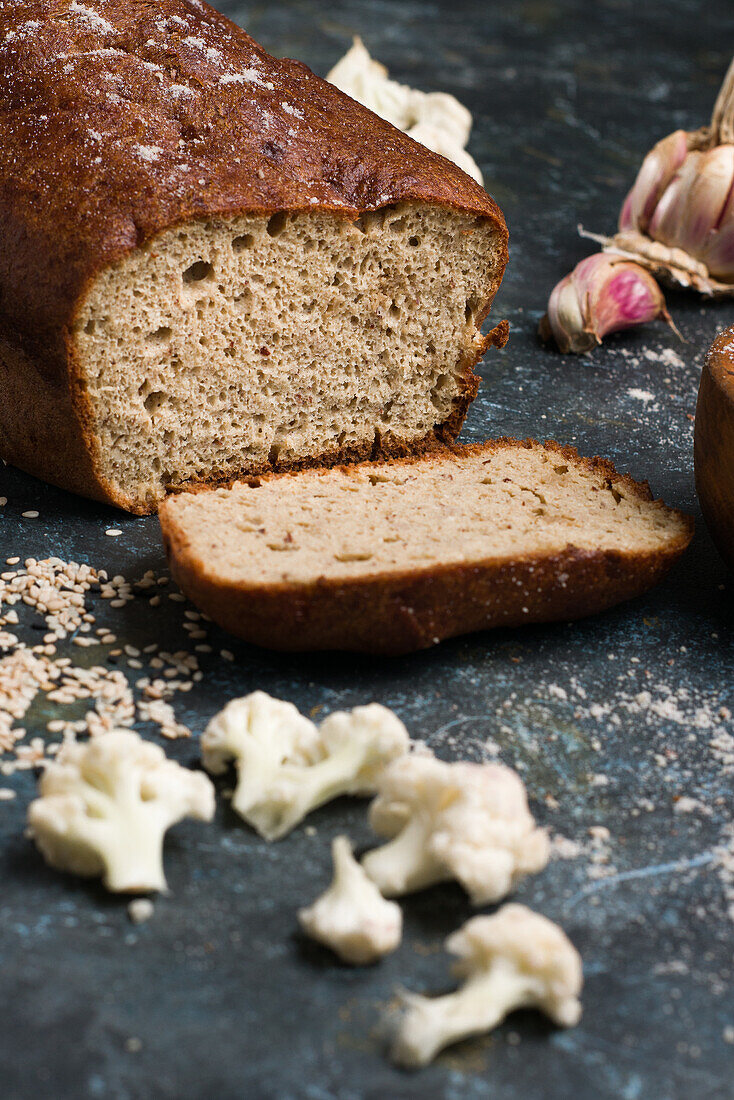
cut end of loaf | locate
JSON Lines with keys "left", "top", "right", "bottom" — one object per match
{"left": 72, "top": 203, "right": 505, "bottom": 512}
{"left": 160, "top": 439, "right": 693, "bottom": 654}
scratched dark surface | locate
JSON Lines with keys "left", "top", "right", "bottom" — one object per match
{"left": 1, "top": 1, "right": 734, "bottom": 1097}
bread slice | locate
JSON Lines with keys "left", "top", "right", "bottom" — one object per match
{"left": 160, "top": 440, "right": 693, "bottom": 655}
{"left": 0, "top": 0, "right": 507, "bottom": 514}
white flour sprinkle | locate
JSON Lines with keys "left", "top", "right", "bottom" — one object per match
{"left": 68, "top": 3, "right": 115, "bottom": 34}
{"left": 135, "top": 145, "right": 163, "bottom": 162}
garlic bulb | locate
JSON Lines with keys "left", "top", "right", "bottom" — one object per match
{"left": 594, "top": 57, "right": 734, "bottom": 295}
{"left": 327, "top": 38, "right": 483, "bottom": 185}
{"left": 539, "top": 253, "right": 672, "bottom": 354}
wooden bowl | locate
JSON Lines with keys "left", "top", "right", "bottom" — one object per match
{"left": 695, "top": 326, "right": 734, "bottom": 571}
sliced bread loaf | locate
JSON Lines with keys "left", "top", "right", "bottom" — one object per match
{"left": 0, "top": 0, "right": 507, "bottom": 514}
{"left": 159, "top": 440, "right": 693, "bottom": 655}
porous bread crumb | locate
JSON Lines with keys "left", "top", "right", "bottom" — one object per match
{"left": 76, "top": 203, "right": 502, "bottom": 510}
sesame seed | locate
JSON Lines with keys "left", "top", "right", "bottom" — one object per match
{"left": 221, "top": 649, "right": 234, "bottom": 661}
{"left": 21, "top": 511, "right": 39, "bottom": 519}
{"left": 105, "top": 529, "right": 123, "bottom": 537}
{"left": 169, "top": 593, "right": 186, "bottom": 603}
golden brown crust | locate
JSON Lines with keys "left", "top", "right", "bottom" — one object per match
{"left": 0, "top": 0, "right": 508, "bottom": 512}
{"left": 160, "top": 439, "right": 694, "bottom": 655}
{"left": 695, "top": 326, "right": 734, "bottom": 571}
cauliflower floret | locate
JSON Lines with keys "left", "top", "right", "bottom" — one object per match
{"left": 28, "top": 730, "right": 215, "bottom": 893}
{"left": 392, "top": 904, "right": 583, "bottom": 1067}
{"left": 298, "top": 835, "right": 402, "bottom": 965}
{"left": 361, "top": 754, "right": 550, "bottom": 905}
{"left": 201, "top": 692, "right": 322, "bottom": 821}
{"left": 202, "top": 695, "right": 411, "bottom": 840}
{"left": 326, "top": 37, "right": 482, "bottom": 183}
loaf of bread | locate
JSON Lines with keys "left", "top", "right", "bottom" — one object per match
{"left": 159, "top": 440, "right": 693, "bottom": 655}
{"left": 0, "top": 0, "right": 508, "bottom": 514}
{"left": 695, "top": 326, "right": 734, "bottom": 571}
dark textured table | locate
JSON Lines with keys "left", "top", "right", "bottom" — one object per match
{"left": 1, "top": 2, "right": 733, "bottom": 1097}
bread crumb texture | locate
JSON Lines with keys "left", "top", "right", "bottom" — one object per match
{"left": 76, "top": 204, "right": 500, "bottom": 505}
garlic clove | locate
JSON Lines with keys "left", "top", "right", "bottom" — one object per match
{"left": 539, "top": 253, "right": 671, "bottom": 354}
{"left": 619, "top": 129, "right": 689, "bottom": 234}
{"left": 702, "top": 180, "right": 734, "bottom": 278}
{"left": 647, "top": 151, "right": 701, "bottom": 248}
{"left": 649, "top": 146, "right": 734, "bottom": 256}
{"left": 540, "top": 265, "right": 590, "bottom": 353}
{"left": 679, "top": 145, "right": 734, "bottom": 254}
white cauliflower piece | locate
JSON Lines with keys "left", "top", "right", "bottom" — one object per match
{"left": 28, "top": 730, "right": 215, "bottom": 893}
{"left": 327, "top": 37, "right": 483, "bottom": 184}
{"left": 298, "top": 835, "right": 402, "bottom": 965}
{"left": 392, "top": 904, "right": 583, "bottom": 1067}
{"left": 201, "top": 692, "right": 322, "bottom": 822}
{"left": 362, "top": 754, "right": 550, "bottom": 904}
{"left": 202, "top": 695, "right": 411, "bottom": 841}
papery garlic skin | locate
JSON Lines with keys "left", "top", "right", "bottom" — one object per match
{"left": 602, "top": 57, "right": 734, "bottom": 294}
{"left": 539, "top": 253, "right": 671, "bottom": 354}
{"left": 327, "top": 38, "right": 483, "bottom": 185}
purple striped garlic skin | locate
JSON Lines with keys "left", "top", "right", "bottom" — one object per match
{"left": 539, "top": 253, "right": 670, "bottom": 354}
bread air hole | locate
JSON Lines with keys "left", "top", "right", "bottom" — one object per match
{"left": 232, "top": 233, "right": 255, "bottom": 252}
{"left": 143, "top": 391, "right": 167, "bottom": 415}
{"left": 266, "top": 212, "right": 288, "bottom": 238}
{"left": 146, "top": 326, "right": 172, "bottom": 345}
{"left": 182, "top": 260, "right": 213, "bottom": 284}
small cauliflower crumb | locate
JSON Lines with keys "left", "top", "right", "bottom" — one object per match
{"left": 298, "top": 835, "right": 402, "bottom": 965}
{"left": 391, "top": 904, "right": 583, "bottom": 1068}
{"left": 128, "top": 897, "right": 155, "bottom": 924}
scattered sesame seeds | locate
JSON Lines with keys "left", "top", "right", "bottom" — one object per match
{"left": 21, "top": 510, "right": 39, "bottom": 519}
{"left": 105, "top": 528, "right": 123, "bottom": 537}
{"left": 0, "top": 557, "right": 203, "bottom": 780}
